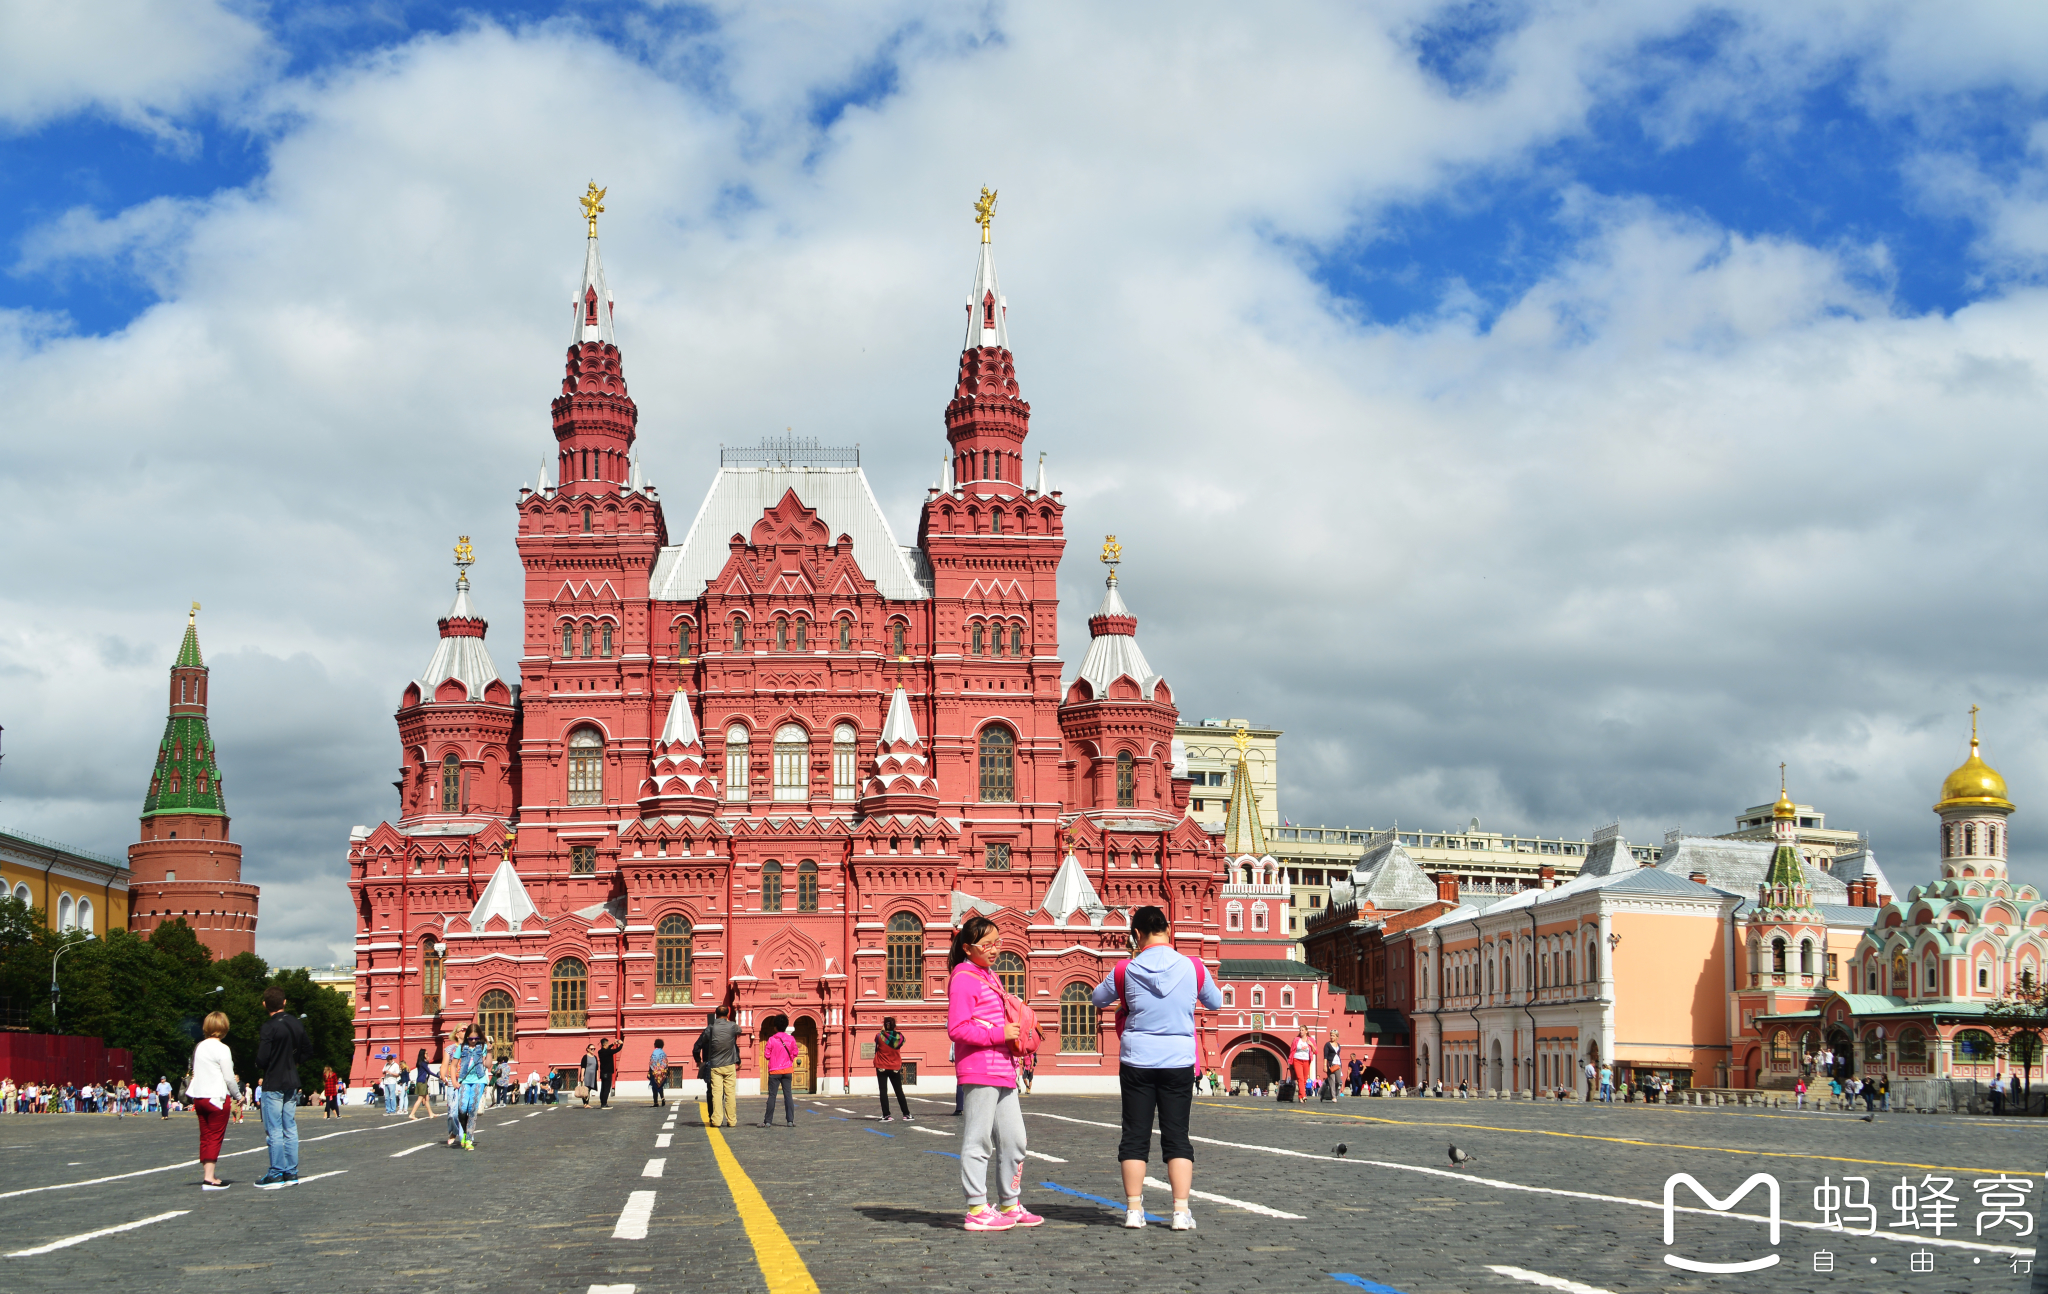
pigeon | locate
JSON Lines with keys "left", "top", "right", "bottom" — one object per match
{"left": 1334, "top": 1143, "right": 1348, "bottom": 1156}
{"left": 1860, "top": 1114, "right": 1876, "bottom": 1123}
{"left": 1448, "top": 1144, "right": 1475, "bottom": 1167}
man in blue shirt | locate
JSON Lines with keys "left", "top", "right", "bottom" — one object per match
{"left": 1092, "top": 905, "right": 1223, "bottom": 1233}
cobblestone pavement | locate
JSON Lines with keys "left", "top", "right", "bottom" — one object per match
{"left": 2, "top": 1091, "right": 2045, "bottom": 1293}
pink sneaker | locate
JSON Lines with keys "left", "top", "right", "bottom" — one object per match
{"left": 964, "top": 1206, "right": 1018, "bottom": 1232}
{"left": 1000, "top": 1204, "right": 1044, "bottom": 1227}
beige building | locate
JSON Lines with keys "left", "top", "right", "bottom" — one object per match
{"left": 1177, "top": 720, "right": 1277, "bottom": 831}
{"left": 1718, "top": 798, "right": 1865, "bottom": 870}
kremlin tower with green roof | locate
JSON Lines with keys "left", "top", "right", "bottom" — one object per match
{"left": 127, "top": 604, "right": 259, "bottom": 959}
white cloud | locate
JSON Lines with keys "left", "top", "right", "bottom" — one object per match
{"left": 9, "top": 5, "right": 2048, "bottom": 963}
{"left": 0, "top": 0, "right": 273, "bottom": 137}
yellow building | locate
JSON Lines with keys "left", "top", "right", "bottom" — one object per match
{"left": 1176, "top": 719, "right": 1277, "bottom": 830}
{"left": 304, "top": 964, "right": 358, "bottom": 1010}
{"left": 1, "top": 826, "right": 131, "bottom": 938}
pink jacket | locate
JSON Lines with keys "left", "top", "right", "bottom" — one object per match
{"left": 946, "top": 962, "right": 1018, "bottom": 1088}
{"left": 765, "top": 1031, "right": 800, "bottom": 1074}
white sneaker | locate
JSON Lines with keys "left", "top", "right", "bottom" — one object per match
{"left": 1124, "top": 1206, "right": 1147, "bottom": 1229}
{"left": 1171, "top": 1209, "right": 1196, "bottom": 1231}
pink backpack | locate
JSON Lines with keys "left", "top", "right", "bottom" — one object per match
{"left": 1112, "top": 955, "right": 1209, "bottom": 1037}
{"left": 970, "top": 965, "right": 1044, "bottom": 1057}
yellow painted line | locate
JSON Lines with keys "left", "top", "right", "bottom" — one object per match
{"left": 700, "top": 1103, "right": 819, "bottom": 1294}
{"left": 1194, "top": 1101, "right": 2046, "bottom": 1178}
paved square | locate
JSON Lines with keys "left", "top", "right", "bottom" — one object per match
{"left": 2, "top": 1092, "right": 2044, "bottom": 1292}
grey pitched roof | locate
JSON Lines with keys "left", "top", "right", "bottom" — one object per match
{"left": 1655, "top": 836, "right": 1847, "bottom": 903}
{"left": 416, "top": 585, "right": 502, "bottom": 702}
{"left": 650, "top": 466, "right": 929, "bottom": 601}
{"left": 468, "top": 861, "right": 538, "bottom": 930}
{"left": 1603, "top": 867, "right": 1721, "bottom": 898}
{"left": 1577, "top": 831, "right": 1637, "bottom": 879}
{"left": 1829, "top": 848, "right": 1896, "bottom": 899}
{"left": 1040, "top": 853, "right": 1110, "bottom": 927}
{"left": 1731, "top": 898, "right": 1883, "bottom": 927}
{"left": 1075, "top": 579, "right": 1163, "bottom": 701}
{"left": 1344, "top": 836, "right": 1439, "bottom": 910}
{"left": 1218, "top": 959, "right": 1325, "bottom": 981}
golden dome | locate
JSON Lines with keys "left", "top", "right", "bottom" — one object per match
{"left": 1938, "top": 737, "right": 2013, "bottom": 812}
{"left": 1772, "top": 784, "right": 1797, "bottom": 820}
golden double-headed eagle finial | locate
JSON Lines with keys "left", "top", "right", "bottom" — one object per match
{"left": 454, "top": 535, "right": 475, "bottom": 588}
{"left": 974, "top": 186, "right": 998, "bottom": 243}
{"left": 1100, "top": 534, "right": 1121, "bottom": 577}
{"left": 1233, "top": 726, "right": 1252, "bottom": 756}
{"left": 580, "top": 181, "right": 607, "bottom": 237}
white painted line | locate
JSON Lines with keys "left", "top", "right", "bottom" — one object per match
{"left": 1022, "top": 1111, "right": 2032, "bottom": 1258}
{"left": 907, "top": 1125, "right": 952, "bottom": 1137}
{"left": 589, "top": 1286, "right": 636, "bottom": 1294}
{"left": 835, "top": 1107, "right": 858, "bottom": 1115}
{"left": 6, "top": 1210, "right": 188, "bottom": 1257}
{"left": 499, "top": 1120, "right": 520, "bottom": 1127}
{"left": 526, "top": 1111, "right": 543, "bottom": 1118}
{"left": 1144, "top": 1177, "right": 1303, "bottom": 1219}
{"left": 0, "top": 1120, "right": 397, "bottom": 1201}
{"left": 391, "top": 1142, "right": 439, "bottom": 1158}
{"left": 642, "top": 1158, "right": 665, "bottom": 1178}
{"left": 1025, "top": 1149, "right": 1067, "bottom": 1163}
{"left": 654, "top": 1133, "right": 672, "bottom": 1148}
{"left": 1488, "top": 1266, "right": 1615, "bottom": 1294}
{"left": 613, "top": 1190, "right": 656, "bottom": 1239}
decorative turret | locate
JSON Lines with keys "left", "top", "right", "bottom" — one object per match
{"left": 1060, "top": 538, "right": 1179, "bottom": 812}
{"left": 639, "top": 684, "right": 717, "bottom": 816}
{"left": 396, "top": 539, "right": 516, "bottom": 820}
{"left": 553, "top": 182, "right": 638, "bottom": 493}
{"left": 128, "top": 604, "right": 259, "bottom": 959}
{"left": 858, "top": 686, "right": 941, "bottom": 814}
{"left": 945, "top": 187, "right": 1030, "bottom": 491}
{"left": 1938, "top": 707, "right": 2014, "bottom": 880}
{"left": 1757, "top": 765, "right": 1815, "bottom": 913}
{"left": 1221, "top": 728, "right": 1268, "bottom": 860}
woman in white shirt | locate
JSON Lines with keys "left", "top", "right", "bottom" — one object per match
{"left": 187, "top": 1011, "right": 240, "bottom": 1190}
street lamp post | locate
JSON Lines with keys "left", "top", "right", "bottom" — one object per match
{"left": 49, "top": 933, "right": 96, "bottom": 1023}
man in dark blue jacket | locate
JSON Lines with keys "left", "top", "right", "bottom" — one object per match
{"left": 255, "top": 986, "right": 312, "bottom": 1185}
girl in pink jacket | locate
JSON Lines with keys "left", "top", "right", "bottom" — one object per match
{"left": 946, "top": 915, "right": 1042, "bottom": 1232}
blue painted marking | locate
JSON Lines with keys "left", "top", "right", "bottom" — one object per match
{"left": 866, "top": 1127, "right": 895, "bottom": 1137}
{"left": 923, "top": 1150, "right": 961, "bottom": 1160}
{"left": 830, "top": 1116, "right": 850, "bottom": 1121}
{"left": 1037, "top": 1181, "right": 1165, "bottom": 1223}
{"left": 1332, "top": 1276, "right": 1408, "bottom": 1293}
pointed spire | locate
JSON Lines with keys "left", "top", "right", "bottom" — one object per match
{"left": 941, "top": 451, "right": 954, "bottom": 493}
{"left": 1041, "top": 850, "right": 1109, "bottom": 927}
{"left": 416, "top": 537, "right": 501, "bottom": 702}
{"left": 176, "top": 601, "right": 204, "bottom": 667}
{"left": 469, "top": 859, "right": 539, "bottom": 931}
{"left": 660, "top": 684, "right": 700, "bottom": 747}
{"left": 1033, "top": 452, "right": 1046, "bottom": 495}
{"left": 1222, "top": 726, "right": 1269, "bottom": 857}
{"left": 144, "top": 605, "right": 227, "bottom": 819}
{"left": 571, "top": 181, "right": 615, "bottom": 346}
{"left": 553, "top": 183, "right": 637, "bottom": 495}
{"left": 1075, "top": 536, "right": 1162, "bottom": 700}
{"left": 963, "top": 186, "right": 1008, "bottom": 351}
{"left": 946, "top": 186, "right": 1028, "bottom": 488}
{"left": 881, "top": 685, "right": 920, "bottom": 746}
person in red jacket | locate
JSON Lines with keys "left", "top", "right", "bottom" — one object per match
{"left": 874, "top": 1017, "right": 912, "bottom": 1122}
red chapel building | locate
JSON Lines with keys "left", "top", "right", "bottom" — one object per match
{"left": 346, "top": 194, "right": 1234, "bottom": 1094}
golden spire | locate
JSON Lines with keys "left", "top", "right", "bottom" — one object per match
{"left": 1938, "top": 706, "right": 2013, "bottom": 812}
{"left": 974, "top": 186, "right": 997, "bottom": 244}
{"left": 1222, "top": 726, "right": 1267, "bottom": 858}
{"left": 1772, "top": 762, "right": 1796, "bottom": 820}
{"left": 1100, "top": 534, "right": 1121, "bottom": 582}
{"left": 579, "top": 182, "right": 607, "bottom": 237}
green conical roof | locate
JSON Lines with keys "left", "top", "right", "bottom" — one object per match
{"left": 1765, "top": 841, "right": 1805, "bottom": 890}
{"left": 175, "top": 614, "right": 204, "bottom": 667}
{"left": 142, "top": 715, "right": 226, "bottom": 817}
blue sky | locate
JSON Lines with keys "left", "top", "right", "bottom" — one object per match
{"left": 8, "top": 1, "right": 2048, "bottom": 962}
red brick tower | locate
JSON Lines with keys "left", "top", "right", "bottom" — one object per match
{"left": 129, "top": 605, "right": 259, "bottom": 958}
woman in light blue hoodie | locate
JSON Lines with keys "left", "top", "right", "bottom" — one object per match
{"left": 1092, "top": 905, "right": 1223, "bottom": 1232}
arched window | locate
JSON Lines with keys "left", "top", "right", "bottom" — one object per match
{"left": 562, "top": 622, "right": 573, "bottom": 656}
{"left": 725, "top": 725, "right": 750, "bottom": 801}
{"left": 1250, "top": 986, "right": 1264, "bottom": 1007}
{"left": 1565, "top": 950, "right": 1573, "bottom": 984}
{"left": 1771, "top": 938, "right": 1786, "bottom": 974}
{"left": 773, "top": 724, "right": 808, "bottom": 801}
{"left": 1899, "top": 1028, "right": 1927, "bottom": 1065}
{"left": 731, "top": 616, "right": 746, "bottom": 650}
{"left": 990, "top": 509, "right": 1003, "bottom": 534}
{"left": 654, "top": 916, "right": 692, "bottom": 1003}
{"left": 761, "top": 860, "right": 784, "bottom": 912}
{"left": 549, "top": 959, "right": 587, "bottom": 1028}
{"left": 581, "top": 624, "right": 594, "bottom": 658}
{"left": 74, "top": 898, "right": 92, "bottom": 934}
{"left": 1770, "top": 1030, "right": 1790, "bottom": 1063}
{"left": 1226, "top": 901, "right": 1243, "bottom": 931}
{"left": 1251, "top": 901, "right": 1268, "bottom": 932}
{"left": 832, "top": 724, "right": 857, "bottom": 801}
{"left": 567, "top": 727, "right": 604, "bottom": 805}
{"left": 582, "top": 506, "right": 592, "bottom": 533}
{"left": 797, "top": 859, "right": 819, "bottom": 911}
{"left": 1979, "top": 956, "right": 1992, "bottom": 990}
{"left": 1799, "top": 940, "right": 1813, "bottom": 974}
{"left": 1060, "top": 983, "right": 1098, "bottom": 1053}
{"left": 1928, "top": 958, "right": 1941, "bottom": 990}
{"left": 440, "top": 753, "right": 462, "bottom": 812}
{"left": 885, "top": 913, "right": 924, "bottom": 1000}
{"left": 890, "top": 621, "right": 906, "bottom": 655}
{"left": 478, "top": 988, "right": 516, "bottom": 1060}
{"left": 1280, "top": 987, "right": 1294, "bottom": 1008}
{"left": 972, "top": 623, "right": 985, "bottom": 655}
{"left": 994, "top": 951, "right": 1026, "bottom": 997}
{"left": 11, "top": 882, "right": 28, "bottom": 904}
{"left": 1223, "top": 986, "right": 1236, "bottom": 1007}
{"left": 838, "top": 617, "right": 852, "bottom": 650}
{"left": 676, "top": 622, "right": 692, "bottom": 657}
{"left": 1011, "top": 625, "right": 1025, "bottom": 657}
{"left": 601, "top": 623, "right": 613, "bottom": 657}
{"left": 1956, "top": 1029, "right": 1995, "bottom": 1062}
{"left": 793, "top": 618, "right": 807, "bottom": 651}
{"left": 1116, "top": 752, "right": 1136, "bottom": 808}
{"left": 1487, "top": 960, "right": 1495, "bottom": 993}
{"left": 421, "top": 939, "right": 444, "bottom": 1014}
{"left": 978, "top": 727, "right": 1015, "bottom": 802}
{"left": 775, "top": 618, "right": 788, "bottom": 651}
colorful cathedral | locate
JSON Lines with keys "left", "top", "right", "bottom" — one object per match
{"left": 344, "top": 189, "right": 1334, "bottom": 1093}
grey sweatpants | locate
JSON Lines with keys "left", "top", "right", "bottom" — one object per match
{"left": 959, "top": 1083, "right": 1027, "bottom": 1209}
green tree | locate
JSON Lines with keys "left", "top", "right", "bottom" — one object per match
{"left": 1982, "top": 975, "right": 2048, "bottom": 1114}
